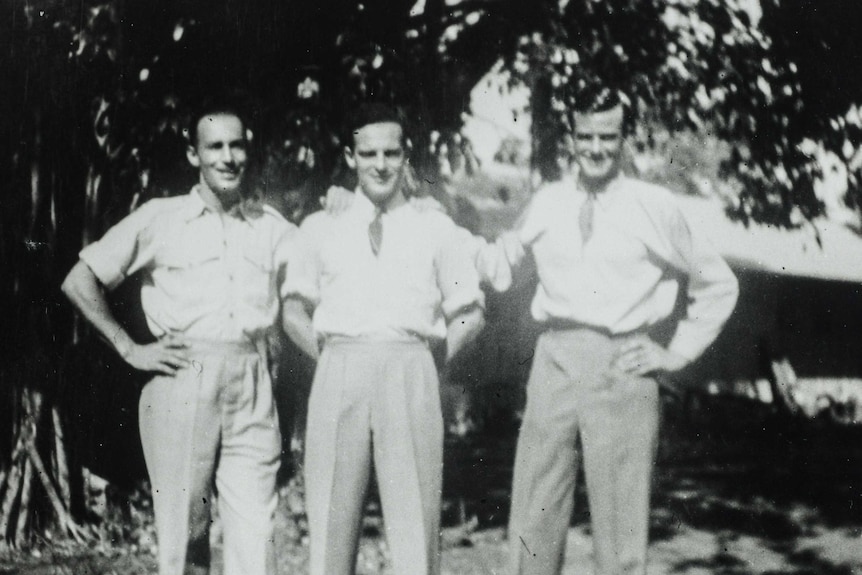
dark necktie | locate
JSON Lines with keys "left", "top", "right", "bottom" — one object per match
{"left": 579, "top": 192, "right": 596, "bottom": 244}
{"left": 369, "top": 208, "right": 384, "bottom": 256}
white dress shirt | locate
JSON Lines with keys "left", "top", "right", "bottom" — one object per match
{"left": 511, "top": 175, "right": 738, "bottom": 361}
{"left": 284, "top": 191, "right": 484, "bottom": 341}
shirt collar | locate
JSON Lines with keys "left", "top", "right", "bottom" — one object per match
{"left": 180, "top": 186, "right": 209, "bottom": 221}
{"left": 181, "top": 185, "right": 264, "bottom": 222}
{"left": 355, "top": 188, "right": 411, "bottom": 217}
{"left": 354, "top": 188, "right": 377, "bottom": 215}
{"left": 575, "top": 172, "right": 627, "bottom": 201}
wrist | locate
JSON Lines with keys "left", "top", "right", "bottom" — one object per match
{"left": 112, "top": 332, "right": 136, "bottom": 360}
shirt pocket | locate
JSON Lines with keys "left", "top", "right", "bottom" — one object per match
{"left": 155, "top": 244, "right": 222, "bottom": 301}
{"left": 239, "top": 246, "right": 276, "bottom": 309}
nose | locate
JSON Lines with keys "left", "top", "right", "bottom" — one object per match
{"left": 219, "top": 146, "right": 234, "bottom": 165}
{"left": 589, "top": 135, "right": 602, "bottom": 155}
{"left": 373, "top": 152, "right": 387, "bottom": 171}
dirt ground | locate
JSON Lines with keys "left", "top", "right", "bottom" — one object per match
{"left": 3, "top": 393, "right": 862, "bottom": 575}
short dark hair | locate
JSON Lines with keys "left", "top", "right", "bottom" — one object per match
{"left": 187, "top": 96, "right": 251, "bottom": 147}
{"left": 347, "top": 102, "right": 407, "bottom": 147}
{"left": 570, "top": 88, "right": 636, "bottom": 136}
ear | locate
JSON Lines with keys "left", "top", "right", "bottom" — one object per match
{"left": 344, "top": 147, "right": 356, "bottom": 170}
{"left": 187, "top": 144, "right": 201, "bottom": 168}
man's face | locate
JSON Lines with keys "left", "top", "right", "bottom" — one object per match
{"left": 187, "top": 113, "right": 248, "bottom": 200}
{"left": 346, "top": 121, "right": 406, "bottom": 207}
{"left": 573, "top": 105, "right": 624, "bottom": 188}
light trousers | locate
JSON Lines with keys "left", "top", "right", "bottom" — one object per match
{"left": 508, "top": 329, "right": 660, "bottom": 575}
{"left": 138, "top": 340, "right": 281, "bottom": 575}
{"left": 304, "top": 339, "right": 444, "bottom": 575}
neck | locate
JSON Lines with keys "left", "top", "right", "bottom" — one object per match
{"left": 578, "top": 170, "right": 620, "bottom": 196}
{"left": 197, "top": 180, "right": 241, "bottom": 213}
{"left": 366, "top": 188, "right": 407, "bottom": 212}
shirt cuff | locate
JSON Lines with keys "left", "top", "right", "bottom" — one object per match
{"left": 280, "top": 280, "right": 319, "bottom": 308}
{"left": 442, "top": 289, "right": 485, "bottom": 321}
{"left": 667, "top": 334, "right": 709, "bottom": 364}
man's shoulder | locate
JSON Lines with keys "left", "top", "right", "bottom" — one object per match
{"left": 536, "top": 177, "right": 573, "bottom": 196}
{"left": 253, "top": 202, "right": 298, "bottom": 232}
{"left": 297, "top": 208, "right": 339, "bottom": 241}
{"left": 526, "top": 177, "right": 574, "bottom": 216}
{"left": 615, "top": 176, "right": 679, "bottom": 213}
{"left": 402, "top": 200, "right": 459, "bottom": 235}
{"left": 618, "top": 176, "right": 675, "bottom": 201}
{"left": 137, "top": 194, "right": 190, "bottom": 215}
{"left": 106, "top": 194, "right": 189, "bottom": 234}
{"left": 299, "top": 208, "right": 330, "bottom": 228}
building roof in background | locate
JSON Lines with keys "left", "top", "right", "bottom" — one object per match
{"left": 676, "top": 195, "right": 862, "bottom": 283}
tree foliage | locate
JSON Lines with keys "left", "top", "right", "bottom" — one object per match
{"left": 494, "top": 0, "right": 857, "bottom": 228}
{"left": 3, "top": 0, "right": 862, "bottom": 547}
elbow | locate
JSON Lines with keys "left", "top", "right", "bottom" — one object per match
{"left": 726, "top": 273, "right": 741, "bottom": 310}
{"left": 463, "top": 305, "right": 486, "bottom": 337}
{"left": 60, "top": 262, "right": 84, "bottom": 302}
{"left": 60, "top": 276, "right": 72, "bottom": 300}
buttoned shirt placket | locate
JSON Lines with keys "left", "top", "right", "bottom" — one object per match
{"left": 216, "top": 207, "right": 248, "bottom": 408}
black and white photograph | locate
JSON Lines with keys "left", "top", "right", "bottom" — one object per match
{"left": 1, "top": 1, "right": 861, "bottom": 574}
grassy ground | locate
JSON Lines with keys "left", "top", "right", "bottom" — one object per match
{"left": 2, "top": 393, "right": 862, "bottom": 575}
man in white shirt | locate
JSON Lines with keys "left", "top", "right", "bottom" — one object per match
{"left": 281, "top": 103, "right": 485, "bottom": 575}
{"left": 504, "top": 94, "right": 739, "bottom": 575}
{"left": 61, "top": 100, "right": 294, "bottom": 575}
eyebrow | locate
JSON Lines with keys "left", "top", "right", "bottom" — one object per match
{"left": 205, "top": 139, "right": 247, "bottom": 148}
{"left": 357, "top": 147, "right": 403, "bottom": 155}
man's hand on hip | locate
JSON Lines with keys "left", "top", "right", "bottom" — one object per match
{"left": 613, "top": 335, "right": 688, "bottom": 376}
{"left": 120, "top": 335, "right": 189, "bottom": 375}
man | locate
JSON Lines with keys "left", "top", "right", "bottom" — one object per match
{"left": 504, "top": 94, "right": 739, "bottom": 575}
{"left": 282, "top": 103, "right": 485, "bottom": 575}
{"left": 61, "top": 101, "right": 293, "bottom": 575}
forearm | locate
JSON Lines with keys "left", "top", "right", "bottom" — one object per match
{"left": 61, "top": 260, "right": 135, "bottom": 357}
{"left": 445, "top": 305, "right": 485, "bottom": 363}
{"left": 281, "top": 298, "right": 320, "bottom": 361}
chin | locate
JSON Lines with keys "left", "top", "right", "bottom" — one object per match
{"left": 583, "top": 170, "right": 611, "bottom": 181}
{"left": 366, "top": 188, "right": 397, "bottom": 203}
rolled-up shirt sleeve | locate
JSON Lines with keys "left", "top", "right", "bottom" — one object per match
{"left": 281, "top": 219, "right": 322, "bottom": 308}
{"left": 78, "top": 202, "right": 161, "bottom": 291}
{"left": 435, "top": 224, "right": 485, "bottom": 321}
{"left": 450, "top": 226, "right": 514, "bottom": 293}
{"left": 273, "top": 223, "right": 300, "bottom": 300}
